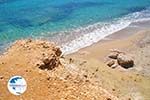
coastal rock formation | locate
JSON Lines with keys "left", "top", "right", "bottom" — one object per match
{"left": 39, "top": 55, "right": 61, "bottom": 70}
{"left": 0, "top": 39, "right": 119, "bottom": 100}
{"left": 117, "top": 53, "right": 134, "bottom": 69}
{"left": 8, "top": 39, "right": 62, "bottom": 70}
{"left": 107, "top": 49, "right": 134, "bottom": 69}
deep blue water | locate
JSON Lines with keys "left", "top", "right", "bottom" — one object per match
{"left": 0, "top": 0, "right": 150, "bottom": 52}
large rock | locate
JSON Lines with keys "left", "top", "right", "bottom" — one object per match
{"left": 39, "top": 55, "right": 61, "bottom": 70}
{"left": 117, "top": 53, "right": 134, "bottom": 69}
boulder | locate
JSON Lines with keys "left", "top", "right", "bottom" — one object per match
{"left": 117, "top": 54, "right": 134, "bottom": 69}
{"left": 39, "top": 55, "right": 61, "bottom": 70}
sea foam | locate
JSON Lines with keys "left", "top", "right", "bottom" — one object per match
{"left": 61, "top": 8, "right": 150, "bottom": 55}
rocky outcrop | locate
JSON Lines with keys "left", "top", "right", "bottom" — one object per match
{"left": 8, "top": 39, "right": 62, "bottom": 70}
{"left": 106, "top": 49, "right": 134, "bottom": 69}
{"left": 39, "top": 54, "right": 61, "bottom": 70}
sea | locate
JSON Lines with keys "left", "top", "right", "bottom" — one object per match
{"left": 0, "top": 0, "right": 150, "bottom": 54}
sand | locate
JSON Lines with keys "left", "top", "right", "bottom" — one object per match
{"left": 67, "top": 30, "right": 150, "bottom": 100}
{"left": 0, "top": 28, "right": 150, "bottom": 100}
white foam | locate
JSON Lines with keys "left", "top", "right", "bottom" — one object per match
{"left": 61, "top": 8, "right": 150, "bottom": 55}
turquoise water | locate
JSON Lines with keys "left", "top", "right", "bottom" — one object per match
{"left": 0, "top": 0, "right": 150, "bottom": 53}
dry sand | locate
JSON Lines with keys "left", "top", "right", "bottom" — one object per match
{"left": 0, "top": 30, "right": 150, "bottom": 100}
{"left": 67, "top": 30, "right": 150, "bottom": 100}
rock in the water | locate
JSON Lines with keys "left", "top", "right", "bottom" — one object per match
{"left": 117, "top": 54, "right": 134, "bottom": 68}
{"left": 108, "top": 52, "right": 119, "bottom": 59}
{"left": 106, "top": 60, "right": 115, "bottom": 67}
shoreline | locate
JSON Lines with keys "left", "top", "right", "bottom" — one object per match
{"left": 66, "top": 26, "right": 150, "bottom": 99}
{"left": 0, "top": 21, "right": 150, "bottom": 99}
{"left": 67, "top": 19, "right": 150, "bottom": 57}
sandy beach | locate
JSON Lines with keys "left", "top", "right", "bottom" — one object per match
{"left": 0, "top": 24, "right": 150, "bottom": 100}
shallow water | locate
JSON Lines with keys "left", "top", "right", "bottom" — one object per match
{"left": 0, "top": 0, "right": 150, "bottom": 53}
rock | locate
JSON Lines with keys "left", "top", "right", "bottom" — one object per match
{"left": 69, "top": 58, "right": 74, "bottom": 63}
{"left": 111, "top": 63, "right": 118, "bottom": 69}
{"left": 53, "top": 47, "right": 62, "bottom": 56}
{"left": 108, "top": 52, "right": 119, "bottom": 59}
{"left": 117, "top": 54, "right": 134, "bottom": 69}
{"left": 107, "top": 60, "right": 118, "bottom": 69}
{"left": 106, "top": 60, "right": 115, "bottom": 67}
{"left": 0, "top": 76, "right": 4, "bottom": 79}
{"left": 106, "top": 98, "right": 111, "bottom": 100}
{"left": 34, "top": 42, "right": 62, "bottom": 70}
{"left": 39, "top": 55, "right": 60, "bottom": 70}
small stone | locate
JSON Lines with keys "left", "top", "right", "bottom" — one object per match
{"left": 85, "top": 80, "right": 90, "bottom": 82}
{"left": 112, "top": 88, "right": 115, "bottom": 91}
{"left": 128, "top": 98, "right": 131, "bottom": 100}
{"left": 47, "top": 77, "right": 51, "bottom": 81}
{"left": 83, "top": 75, "right": 88, "bottom": 78}
{"left": 1, "top": 62, "right": 5, "bottom": 64}
{"left": 111, "top": 63, "right": 118, "bottom": 69}
{"left": 26, "top": 39, "right": 32, "bottom": 43}
{"left": 108, "top": 52, "right": 119, "bottom": 59}
{"left": 0, "top": 76, "right": 4, "bottom": 79}
{"left": 106, "top": 98, "right": 111, "bottom": 100}
{"left": 25, "top": 70, "right": 28, "bottom": 72}
{"left": 106, "top": 60, "right": 115, "bottom": 67}
{"left": 69, "top": 58, "right": 74, "bottom": 63}
{"left": 95, "top": 68, "right": 99, "bottom": 72}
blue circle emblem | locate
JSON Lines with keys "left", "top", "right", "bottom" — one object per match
{"left": 7, "top": 76, "right": 27, "bottom": 95}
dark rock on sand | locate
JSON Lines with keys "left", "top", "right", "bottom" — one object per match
{"left": 106, "top": 60, "right": 115, "bottom": 67}
{"left": 108, "top": 52, "right": 119, "bottom": 59}
{"left": 39, "top": 55, "right": 61, "bottom": 70}
{"left": 0, "top": 76, "right": 4, "bottom": 79}
{"left": 117, "top": 53, "right": 134, "bottom": 69}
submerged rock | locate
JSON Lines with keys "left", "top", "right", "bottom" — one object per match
{"left": 117, "top": 54, "right": 134, "bottom": 69}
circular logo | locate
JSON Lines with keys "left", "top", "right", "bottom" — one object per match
{"left": 7, "top": 76, "right": 27, "bottom": 95}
